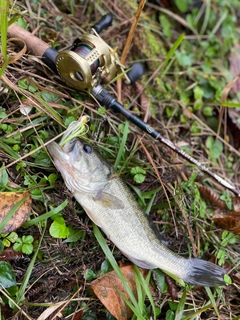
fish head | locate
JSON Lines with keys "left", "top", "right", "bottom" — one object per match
{"left": 47, "top": 138, "right": 111, "bottom": 194}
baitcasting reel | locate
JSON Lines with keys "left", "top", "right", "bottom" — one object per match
{"left": 55, "top": 14, "right": 137, "bottom": 90}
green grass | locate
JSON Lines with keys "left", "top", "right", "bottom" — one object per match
{"left": 0, "top": 0, "right": 240, "bottom": 319}
{"left": 0, "top": 0, "right": 10, "bottom": 76}
{"left": 0, "top": 0, "right": 9, "bottom": 59}
{"left": 93, "top": 224, "right": 146, "bottom": 320}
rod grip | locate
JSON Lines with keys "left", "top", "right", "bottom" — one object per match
{"left": 8, "top": 23, "right": 50, "bottom": 57}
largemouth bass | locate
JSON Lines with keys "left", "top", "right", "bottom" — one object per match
{"left": 47, "top": 137, "right": 226, "bottom": 286}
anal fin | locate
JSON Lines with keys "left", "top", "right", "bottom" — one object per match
{"left": 124, "top": 253, "right": 156, "bottom": 269}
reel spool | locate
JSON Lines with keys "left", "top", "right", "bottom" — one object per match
{"left": 55, "top": 31, "right": 125, "bottom": 90}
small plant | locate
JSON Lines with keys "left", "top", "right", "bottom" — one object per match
{"left": 1, "top": 232, "right": 18, "bottom": 247}
{"left": 0, "top": 261, "right": 16, "bottom": 289}
{"left": 49, "top": 215, "right": 70, "bottom": 239}
{"left": 181, "top": 173, "right": 207, "bottom": 218}
{"left": 13, "top": 235, "right": 34, "bottom": 255}
{"left": 84, "top": 269, "right": 97, "bottom": 281}
{"left": 206, "top": 137, "right": 224, "bottom": 162}
{"left": 216, "top": 230, "right": 237, "bottom": 266}
{"left": 131, "top": 166, "right": 146, "bottom": 183}
{"left": 220, "top": 191, "right": 232, "bottom": 210}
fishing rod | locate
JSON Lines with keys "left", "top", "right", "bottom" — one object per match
{"left": 7, "top": 14, "right": 240, "bottom": 197}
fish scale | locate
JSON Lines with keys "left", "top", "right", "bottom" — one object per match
{"left": 47, "top": 137, "right": 226, "bottom": 287}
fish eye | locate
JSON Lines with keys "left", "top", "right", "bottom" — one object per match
{"left": 82, "top": 144, "right": 92, "bottom": 154}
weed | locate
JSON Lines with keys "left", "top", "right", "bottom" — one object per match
{"left": 13, "top": 235, "right": 34, "bottom": 255}
{"left": 0, "top": 0, "right": 10, "bottom": 75}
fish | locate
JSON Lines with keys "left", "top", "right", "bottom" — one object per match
{"left": 47, "top": 137, "right": 226, "bottom": 287}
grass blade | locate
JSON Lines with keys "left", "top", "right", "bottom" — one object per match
{"left": 16, "top": 221, "right": 47, "bottom": 304}
{"left": 0, "top": 140, "right": 21, "bottom": 160}
{"left": 175, "top": 287, "right": 187, "bottom": 320}
{"left": 134, "top": 265, "right": 157, "bottom": 320}
{"left": 182, "top": 302, "right": 213, "bottom": 320}
{"left": 0, "top": 0, "right": 9, "bottom": 60}
{"left": 160, "top": 33, "right": 185, "bottom": 75}
{"left": 205, "top": 286, "right": 220, "bottom": 317}
{"left": 114, "top": 120, "right": 129, "bottom": 170}
{"left": 93, "top": 223, "right": 145, "bottom": 320}
{"left": 22, "top": 200, "right": 68, "bottom": 227}
{"left": 0, "top": 57, "right": 10, "bottom": 76}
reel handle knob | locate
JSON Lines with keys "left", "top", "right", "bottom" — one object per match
{"left": 92, "top": 14, "right": 113, "bottom": 33}
{"left": 126, "top": 62, "right": 146, "bottom": 84}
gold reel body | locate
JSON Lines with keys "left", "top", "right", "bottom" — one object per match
{"left": 56, "top": 32, "right": 124, "bottom": 90}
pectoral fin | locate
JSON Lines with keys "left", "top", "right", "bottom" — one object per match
{"left": 93, "top": 192, "right": 125, "bottom": 210}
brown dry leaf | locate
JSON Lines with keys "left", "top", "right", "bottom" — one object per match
{"left": 232, "top": 273, "right": 240, "bottom": 284}
{"left": 90, "top": 264, "right": 148, "bottom": 320}
{"left": 165, "top": 274, "right": 177, "bottom": 301}
{"left": 212, "top": 210, "right": 240, "bottom": 235}
{"left": 197, "top": 183, "right": 226, "bottom": 210}
{"left": 37, "top": 301, "right": 65, "bottom": 320}
{"left": 0, "top": 247, "right": 22, "bottom": 261}
{"left": 7, "top": 37, "right": 27, "bottom": 65}
{"left": 161, "top": 0, "right": 171, "bottom": 7}
{"left": 135, "top": 82, "right": 151, "bottom": 122}
{"left": 232, "top": 197, "right": 240, "bottom": 213}
{"left": 0, "top": 191, "right": 32, "bottom": 233}
{"left": 72, "top": 309, "right": 83, "bottom": 320}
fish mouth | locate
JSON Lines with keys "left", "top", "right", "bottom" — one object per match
{"left": 47, "top": 141, "right": 68, "bottom": 163}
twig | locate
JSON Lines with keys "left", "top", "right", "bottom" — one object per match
{"left": 117, "top": 0, "right": 146, "bottom": 102}
{"left": 121, "top": 0, "right": 146, "bottom": 65}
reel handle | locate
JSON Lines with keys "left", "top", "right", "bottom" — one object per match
{"left": 92, "top": 14, "right": 113, "bottom": 33}
{"left": 126, "top": 62, "right": 146, "bottom": 84}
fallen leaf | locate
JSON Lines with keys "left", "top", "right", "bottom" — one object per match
{"left": 197, "top": 183, "right": 226, "bottom": 210}
{"left": 135, "top": 82, "right": 151, "bottom": 122}
{"left": 20, "top": 104, "right": 32, "bottom": 115}
{"left": 90, "top": 264, "right": 148, "bottom": 320}
{"left": 165, "top": 274, "right": 177, "bottom": 301}
{"left": 37, "top": 301, "right": 65, "bottom": 320}
{"left": 232, "top": 273, "right": 240, "bottom": 284}
{"left": 232, "top": 197, "right": 240, "bottom": 213}
{"left": 0, "top": 247, "right": 22, "bottom": 261}
{"left": 0, "top": 191, "right": 32, "bottom": 233}
{"left": 72, "top": 309, "right": 83, "bottom": 320}
{"left": 212, "top": 210, "right": 240, "bottom": 235}
{"left": 161, "top": 0, "right": 171, "bottom": 7}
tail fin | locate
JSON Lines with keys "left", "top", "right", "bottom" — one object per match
{"left": 185, "top": 258, "right": 226, "bottom": 287}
